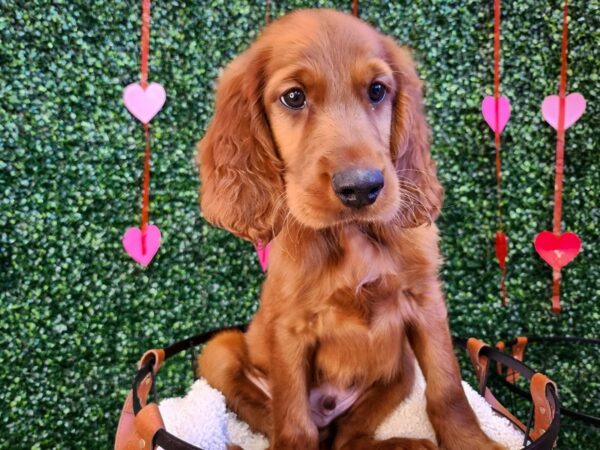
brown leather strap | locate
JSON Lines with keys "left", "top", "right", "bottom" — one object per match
{"left": 137, "top": 371, "right": 155, "bottom": 409}
{"left": 115, "top": 327, "right": 250, "bottom": 450}
{"left": 494, "top": 340, "right": 505, "bottom": 375}
{"left": 483, "top": 387, "right": 528, "bottom": 433}
{"left": 136, "top": 349, "right": 165, "bottom": 409}
{"left": 466, "top": 337, "right": 489, "bottom": 391}
{"left": 115, "top": 392, "right": 138, "bottom": 450}
{"left": 467, "top": 338, "right": 528, "bottom": 433}
{"left": 506, "top": 336, "right": 527, "bottom": 383}
{"left": 115, "top": 349, "right": 166, "bottom": 450}
{"left": 135, "top": 404, "right": 166, "bottom": 449}
{"left": 140, "top": 348, "right": 165, "bottom": 372}
{"left": 114, "top": 400, "right": 165, "bottom": 450}
{"left": 530, "top": 373, "right": 558, "bottom": 441}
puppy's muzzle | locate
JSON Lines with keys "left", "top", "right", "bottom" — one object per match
{"left": 332, "top": 168, "right": 384, "bottom": 209}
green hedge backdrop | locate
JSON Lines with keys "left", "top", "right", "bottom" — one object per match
{"left": 1, "top": 0, "right": 598, "bottom": 448}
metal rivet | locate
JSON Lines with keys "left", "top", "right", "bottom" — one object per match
{"left": 139, "top": 438, "right": 145, "bottom": 448}
{"left": 540, "top": 428, "right": 546, "bottom": 435}
{"left": 539, "top": 406, "right": 546, "bottom": 415}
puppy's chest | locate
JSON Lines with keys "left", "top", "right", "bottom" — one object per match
{"left": 311, "top": 279, "right": 406, "bottom": 386}
{"left": 296, "top": 228, "right": 414, "bottom": 386}
{"left": 334, "top": 227, "right": 398, "bottom": 290}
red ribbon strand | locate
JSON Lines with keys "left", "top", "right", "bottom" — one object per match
{"left": 492, "top": 0, "right": 508, "bottom": 305}
{"left": 140, "top": 0, "right": 151, "bottom": 253}
{"left": 265, "top": 0, "right": 270, "bottom": 25}
{"left": 550, "top": 0, "right": 570, "bottom": 314}
{"left": 140, "top": 0, "right": 150, "bottom": 88}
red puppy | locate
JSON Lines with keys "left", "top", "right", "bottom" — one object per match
{"left": 197, "top": 9, "right": 504, "bottom": 450}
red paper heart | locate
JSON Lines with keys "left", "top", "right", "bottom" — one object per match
{"left": 534, "top": 231, "right": 581, "bottom": 270}
{"left": 495, "top": 231, "right": 508, "bottom": 269}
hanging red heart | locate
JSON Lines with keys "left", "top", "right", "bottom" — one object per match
{"left": 495, "top": 231, "right": 508, "bottom": 269}
{"left": 534, "top": 231, "right": 581, "bottom": 270}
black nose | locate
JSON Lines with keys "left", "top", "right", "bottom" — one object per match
{"left": 332, "top": 168, "right": 384, "bottom": 209}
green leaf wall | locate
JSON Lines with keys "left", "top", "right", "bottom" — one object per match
{"left": 1, "top": 1, "right": 598, "bottom": 448}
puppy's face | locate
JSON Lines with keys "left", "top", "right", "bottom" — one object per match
{"left": 199, "top": 10, "right": 442, "bottom": 243}
{"left": 263, "top": 14, "right": 399, "bottom": 228}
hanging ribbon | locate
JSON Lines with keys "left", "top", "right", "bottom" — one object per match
{"left": 122, "top": 0, "right": 166, "bottom": 267}
{"left": 481, "top": 0, "right": 510, "bottom": 305}
{"left": 535, "top": 0, "right": 585, "bottom": 313}
{"left": 265, "top": 0, "right": 271, "bottom": 25}
{"left": 352, "top": 0, "right": 358, "bottom": 17}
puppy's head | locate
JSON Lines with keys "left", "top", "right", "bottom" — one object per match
{"left": 198, "top": 9, "right": 442, "bottom": 243}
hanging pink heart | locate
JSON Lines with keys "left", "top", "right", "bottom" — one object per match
{"left": 123, "top": 82, "right": 166, "bottom": 124}
{"left": 123, "top": 224, "right": 162, "bottom": 267}
{"left": 481, "top": 95, "right": 511, "bottom": 133}
{"left": 254, "top": 240, "right": 272, "bottom": 272}
{"left": 541, "top": 93, "right": 586, "bottom": 130}
{"left": 534, "top": 231, "right": 581, "bottom": 271}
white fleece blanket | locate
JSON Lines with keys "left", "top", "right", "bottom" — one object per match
{"left": 158, "top": 367, "right": 525, "bottom": 450}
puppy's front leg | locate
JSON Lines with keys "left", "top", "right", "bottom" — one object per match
{"left": 407, "top": 283, "right": 505, "bottom": 450}
{"left": 333, "top": 367, "right": 436, "bottom": 450}
{"left": 268, "top": 323, "right": 318, "bottom": 450}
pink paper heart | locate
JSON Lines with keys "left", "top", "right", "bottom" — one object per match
{"left": 541, "top": 93, "right": 586, "bottom": 130}
{"left": 123, "top": 82, "right": 166, "bottom": 124}
{"left": 481, "top": 95, "right": 511, "bottom": 133}
{"left": 534, "top": 231, "right": 581, "bottom": 270}
{"left": 254, "top": 240, "right": 272, "bottom": 272}
{"left": 122, "top": 224, "right": 161, "bottom": 267}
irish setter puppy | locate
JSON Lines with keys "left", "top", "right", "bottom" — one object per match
{"left": 197, "top": 9, "right": 503, "bottom": 450}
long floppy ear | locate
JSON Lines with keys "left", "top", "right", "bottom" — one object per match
{"left": 197, "top": 46, "right": 284, "bottom": 243}
{"left": 383, "top": 38, "right": 443, "bottom": 227}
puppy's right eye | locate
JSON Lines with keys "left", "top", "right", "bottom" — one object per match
{"left": 280, "top": 88, "right": 306, "bottom": 110}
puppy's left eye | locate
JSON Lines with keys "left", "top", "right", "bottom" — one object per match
{"left": 280, "top": 88, "right": 306, "bottom": 110}
{"left": 368, "top": 82, "right": 386, "bottom": 104}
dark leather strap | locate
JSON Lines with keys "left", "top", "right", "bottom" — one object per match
{"left": 154, "top": 429, "right": 204, "bottom": 450}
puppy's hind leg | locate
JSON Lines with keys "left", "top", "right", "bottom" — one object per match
{"left": 197, "top": 330, "right": 273, "bottom": 437}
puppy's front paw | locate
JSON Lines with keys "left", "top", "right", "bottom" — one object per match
{"left": 383, "top": 437, "right": 437, "bottom": 450}
{"left": 269, "top": 425, "right": 319, "bottom": 450}
{"left": 352, "top": 437, "right": 437, "bottom": 450}
{"left": 269, "top": 438, "right": 318, "bottom": 450}
{"left": 414, "top": 439, "right": 438, "bottom": 450}
{"left": 479, "top": 442, "right": 507, "bottom": 450}
{"left": 439, "top": 435, "right": 506, "bottom": 450}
